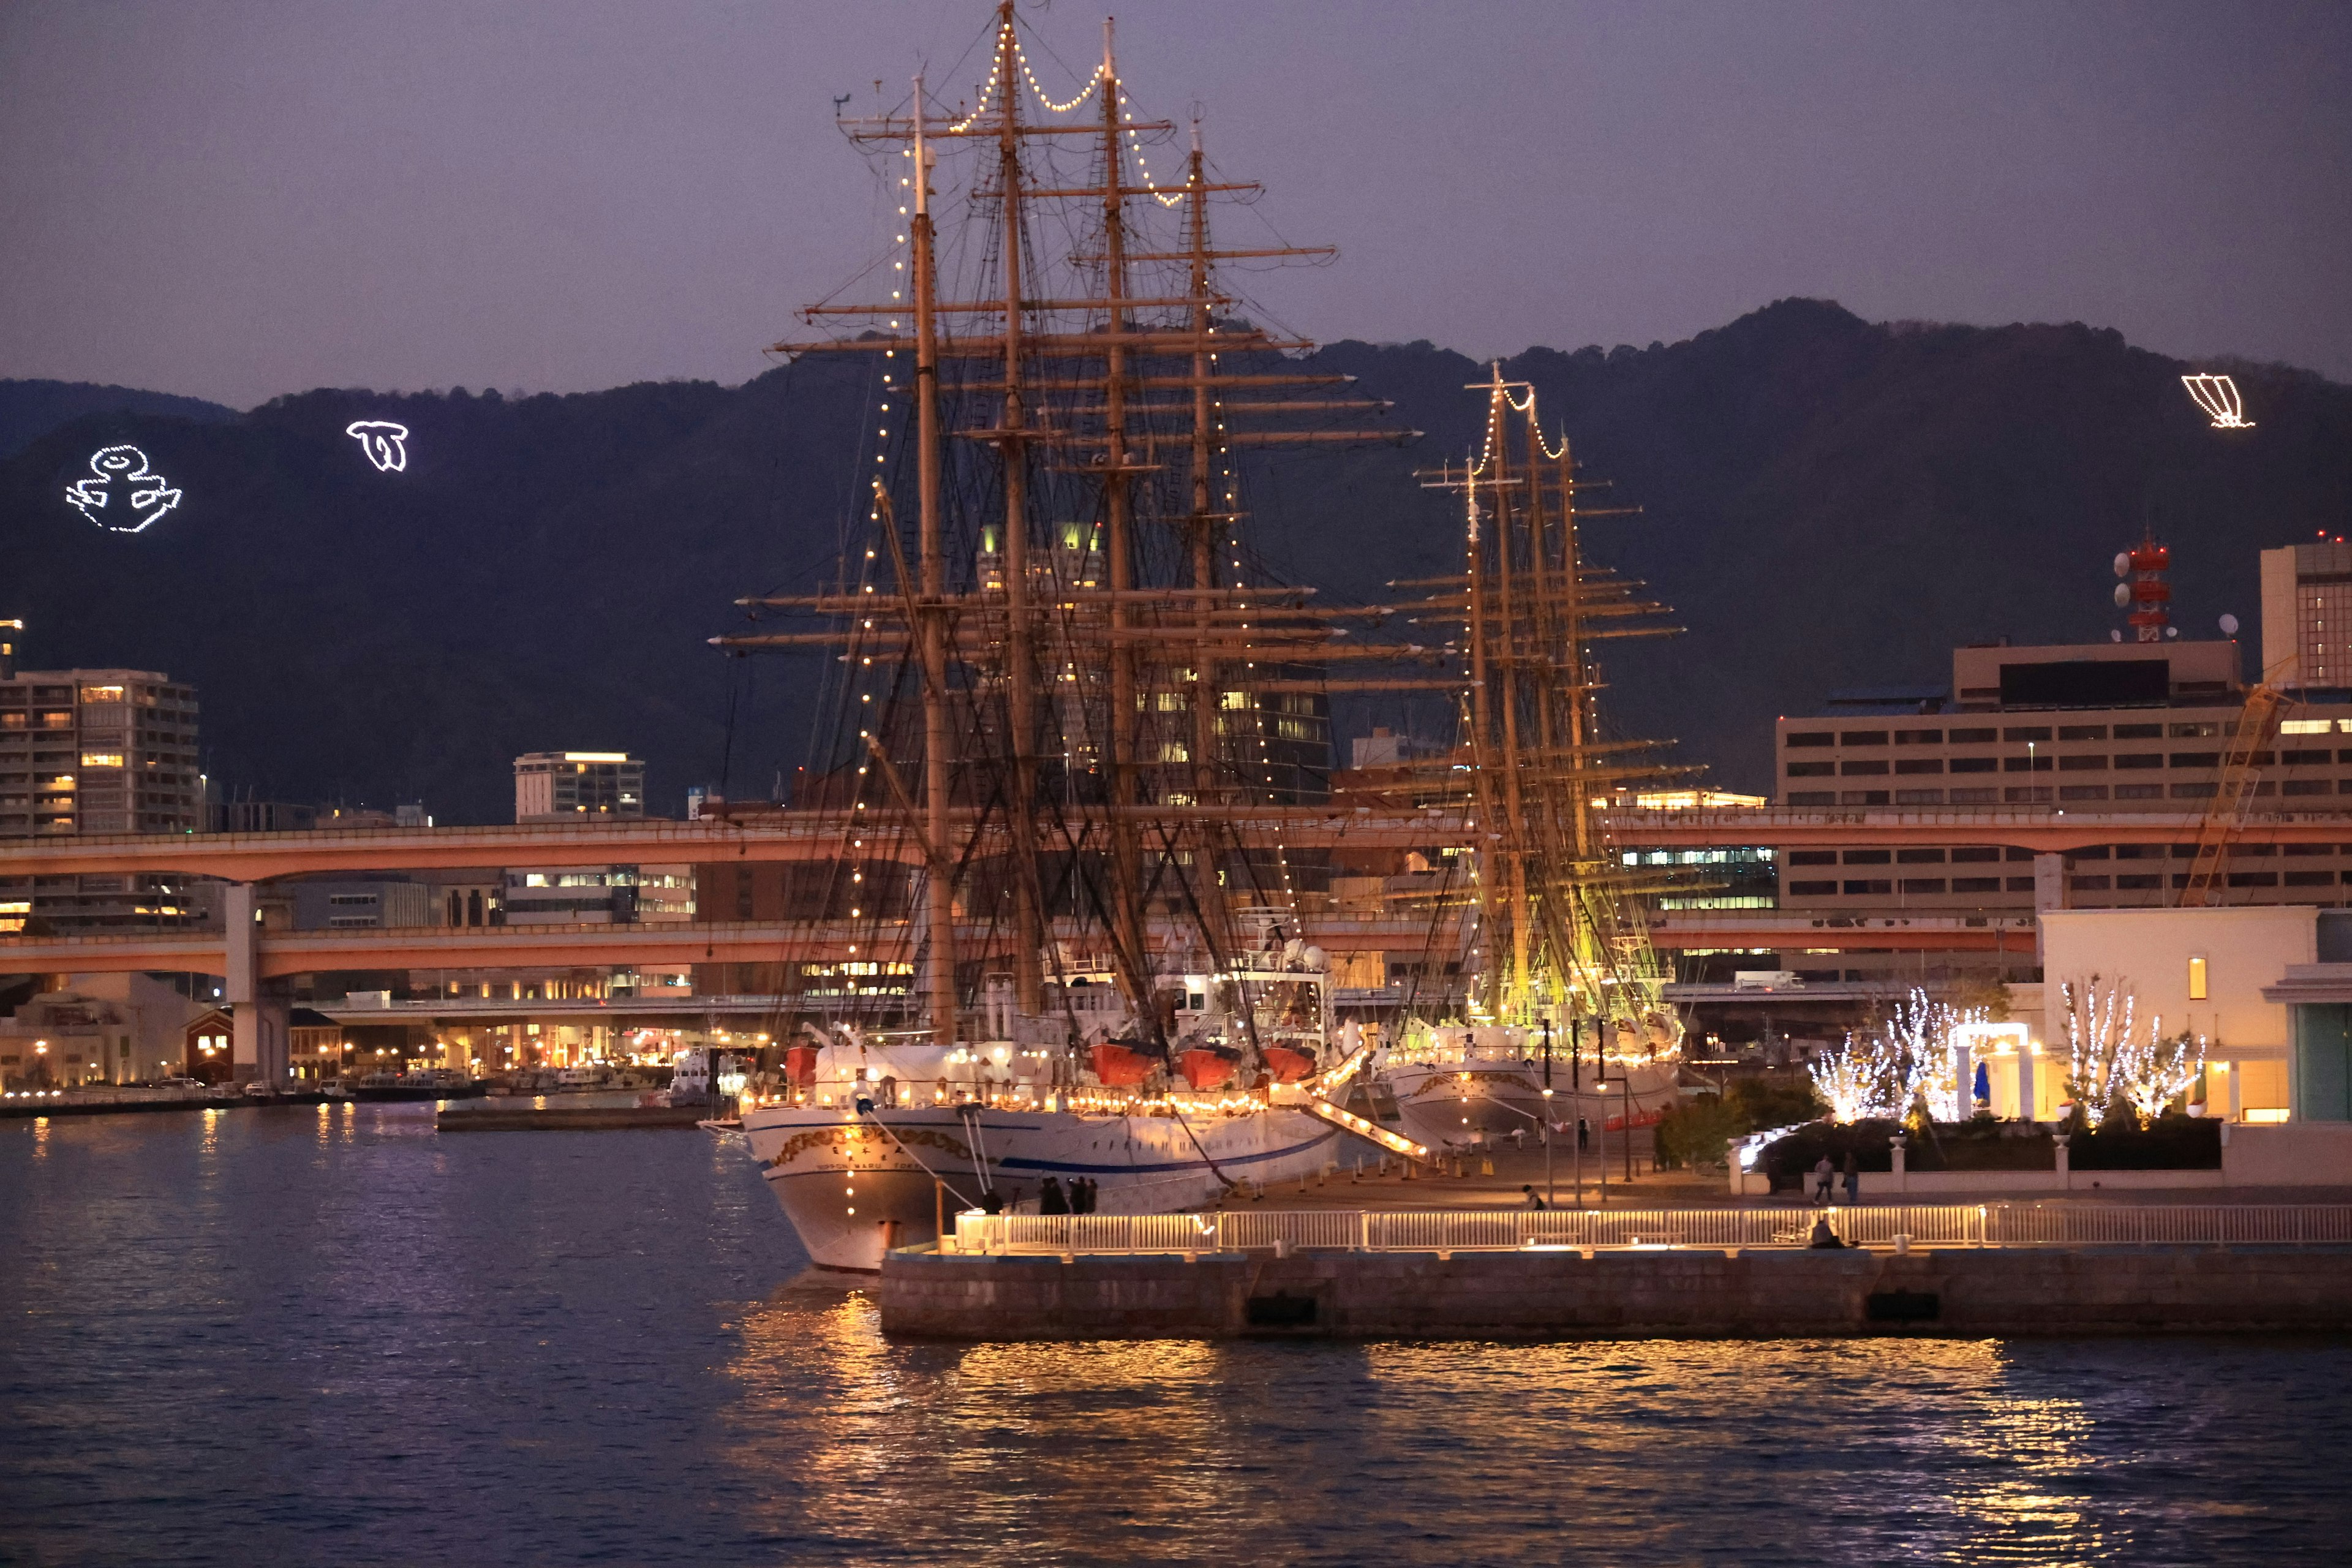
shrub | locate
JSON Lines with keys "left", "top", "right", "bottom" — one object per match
{"left": 1759, "top": 1120, "right": 1900, "bottom": 1188}
{"left": 1654, "top": 1094, "right": 1744, "bottom": 1170}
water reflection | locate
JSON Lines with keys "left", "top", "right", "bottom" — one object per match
{"left": 719, "top": 1316, "right": 2351, "bottom": 1567}
{"left": 8, "top": 1109, "right": 2352, "bottom": 1568}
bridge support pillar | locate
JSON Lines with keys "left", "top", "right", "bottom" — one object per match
{"left": 225, "top": 884, "right": 288, "bottom": 1085}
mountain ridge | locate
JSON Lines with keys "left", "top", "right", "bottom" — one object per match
{"left": 5, "top": 299, "right": 2347, "bottom": 823}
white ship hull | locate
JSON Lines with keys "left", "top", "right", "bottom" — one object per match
{"left": 741, "top": 1102, "right": 1346, "bottom": 1273}
{"left": 1383, "top": 1058, "right": 1681, "bottom": 1148}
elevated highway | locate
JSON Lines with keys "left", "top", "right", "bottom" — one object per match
{"left": 1598, "top": 806, "right": 2352, "bottom": 852}
{"left": 15, "top": 807, "right": 2351, "bottom": 886}
{"left": 0, "top": 910, "right": 2032, "bottom": 980}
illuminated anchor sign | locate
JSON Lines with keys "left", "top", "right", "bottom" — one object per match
{"left": 2181, "top": 374, "right": 2253, "bottom": 429}
{"left": 345, "top": 420, "right": 410, "bottom": 472}
{"left": 64, "top": 445, "right": 182, "bottom": 533}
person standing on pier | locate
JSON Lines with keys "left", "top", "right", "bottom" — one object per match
{"left": 1814, "top": 1155, "right": 1836, "bottom": 1204}
{"left": 1842, "top": 1152, "right": 1860, "bottom": 1205}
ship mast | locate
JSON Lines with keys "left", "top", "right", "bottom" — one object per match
{"left": 990, "top": 4, "right": 1047, "bottom": 1017}
{"left": 911, "top": 78, "right": 957, "bottom": 1046}
{"left": 726, "top": 4, "right": 1412, "bottom": 1047}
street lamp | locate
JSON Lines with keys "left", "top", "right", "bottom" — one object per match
{"left": 1540, "top": 1087, "right": 1555, "bottom": 1207}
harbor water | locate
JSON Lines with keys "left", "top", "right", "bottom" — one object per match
{"left": 7, "top": 1107, "right": 2352, "bottom": 1566}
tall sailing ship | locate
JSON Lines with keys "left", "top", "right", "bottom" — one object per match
{"left": 722, "top": 4, "right": 1696, "bottom": 1272}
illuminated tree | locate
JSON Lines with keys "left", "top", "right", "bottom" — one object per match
{"left": 2113, "top": 1020, "right": 2207, "bottom": 1125}
{"left": 2059, "top": 975, "right": 2135, "bottom": 1128}
{"left": 1811, "top": 1035, "right": 1894, "bottom": 1124}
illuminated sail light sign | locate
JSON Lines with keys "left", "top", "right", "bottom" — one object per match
{"left": 345, "top": 420, "right": 410, "bottom": 472}
{"left": 2181, "top": 374, "right": 2253, "bottom": 429}
{"left": 64, "top": 445, "right": 181, "bottom": 533}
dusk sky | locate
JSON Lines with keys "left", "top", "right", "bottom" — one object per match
{"left": 3, "top": 0, "right": 2347, "bottom": 409}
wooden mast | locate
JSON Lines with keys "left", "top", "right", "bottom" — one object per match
{"left": 911, "top": 76, "right": 957, "bottom": 1046}
{"left": 989, "top": 4, "right": 1046, "bottom": 1016}
{"left": 1097, "top": 17, "right": 1155, "bottom": 1041}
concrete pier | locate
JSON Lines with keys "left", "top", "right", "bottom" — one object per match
{"left": 880, "top": 1245, "right": 2352, "bottom": 1340}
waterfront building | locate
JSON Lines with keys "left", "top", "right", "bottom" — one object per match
{"left": 0, "top": 974, "right": 205, "bottom": 1087}
{"left": 514, "top": 752, "right": 645, "bottom": 822}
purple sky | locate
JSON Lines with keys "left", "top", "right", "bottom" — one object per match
{"left": 3, "top": 1, "right": 2347, "bottom": 408}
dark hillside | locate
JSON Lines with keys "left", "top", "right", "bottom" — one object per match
{"left": 4, "top": 301, "right": 2346, "bottom": 820}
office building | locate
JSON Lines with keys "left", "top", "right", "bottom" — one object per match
{"left": 2262, "top": 541, "right": 2352, "bottom": 692}
{"left": 515, "top": 752, "right": 644, "bottom": 823}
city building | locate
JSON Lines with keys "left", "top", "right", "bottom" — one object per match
{"left": 288, "top": 878, "right": 435, "bottom": 930}
{"left": 500, "top": 864, "right": 692, "bottom": 924}
{"left": 1765, "top": 635, "right": 2352, "bottom": 916}
{"left": 1, "top": 650, "right": 208, "bottom": 933}
{"left": 1, "top": 662, "right": 200, "bottom": 837}
{"left": 2261, "top": 541, "right": 2352, "bottom": 693}
{"left": 2041, "top": 905, "right": 2304, "bottom": 1120}
{"left": 1, "top": 974, "right": 205, "bottom": 1087}
{"left": 515, "top": 752, "right": 645, "bottom": 822}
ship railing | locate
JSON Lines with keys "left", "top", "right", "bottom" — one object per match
{"left": 946, "top": 1204, "right": 2352, "bottom": 1256}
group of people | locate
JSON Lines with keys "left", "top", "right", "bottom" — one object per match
{"left": 1038, "top": 1175, "right": 1098, "bottom": 1215}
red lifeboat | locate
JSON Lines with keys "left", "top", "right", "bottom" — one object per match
{"left": 1178, "top": 1049, "right": 1238, "bottom": 1091}
{"left": 783, "top": 1044, "right": 820, "bottom": 1088}
{"left": 1090, "top": 1041, "right": 1153, "bottom": 1088}
{"left": 1261, "top": 1046, "right": 1316, "bottom": 1084}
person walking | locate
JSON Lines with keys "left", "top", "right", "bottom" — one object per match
{"left": 1842, "top": 1151, "right": 1860, "bottom": 1205}
{"left": 1521, "top": 1183, "right": 1547, "bottom": 1211}
{"left": 1039, "top": 1175, "right": 1070, "bottom": 1215}
{"left": 1812, "top": 1155, "right": 1835, "bottom": 1204}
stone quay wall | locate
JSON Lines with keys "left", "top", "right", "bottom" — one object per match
{"left": 879, "top": 1245, "right": 2352, "bottom": 1341}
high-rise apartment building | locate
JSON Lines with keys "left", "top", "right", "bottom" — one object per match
{"left": 1, "top": 665, "right": 201, "bottom": 837}
{"left": 1, "top": 649, "right": 205, "bottom": 933}
{"left": 2262, "top": 542, "right": 2352, "bottom": 692}
{"left": 514, "top": 752, "right": 645, "bottom": 823}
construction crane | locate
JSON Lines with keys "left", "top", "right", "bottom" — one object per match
{"left": 2176, "top": 666, "right": 2291, "bottom": 908}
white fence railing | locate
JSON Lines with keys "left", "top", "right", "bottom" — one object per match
{"left": 949, "top": 1204, "right": 2352, "bottom": 1256}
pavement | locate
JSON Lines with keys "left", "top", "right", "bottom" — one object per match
{"left": 1215, "top": 1137, "right": 2352, "bottom": 1210}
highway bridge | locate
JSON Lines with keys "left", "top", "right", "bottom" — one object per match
{"left": 6, "top": 806, "right": 2340, "bottom": 885}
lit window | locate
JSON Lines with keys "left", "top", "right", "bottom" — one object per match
{"left": 2188, "top": 956, "right": 2208, "bottom": 1001}
{"left": 80, "top": 753, "right": 124, "bottom": 768}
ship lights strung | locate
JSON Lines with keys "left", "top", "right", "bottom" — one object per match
{"left": 344, "top": 420, "right": 411, "bottom": 472}
{"left": 64, "top": 445, "right": 181, "bottom": 533}
{"left": 2181, "top": 373, "right": 2253, "bottom": 429}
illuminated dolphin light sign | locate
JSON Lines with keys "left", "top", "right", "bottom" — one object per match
{"left": 345, "top": 420, "right": 410, "bottom": 472}
{"left": 2182, "top": 374, "right": 2253, "bottom": 429}
{"left": 64, "top": 446, "right": 181, "bottom": 533}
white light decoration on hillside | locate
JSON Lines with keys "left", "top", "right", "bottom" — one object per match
{"left": 65, "top": 445, "right": 181, "bottom": 532}
{"left": 345, "top": 421, "right": 410, "bottom": 472}
{"left": 2181, "top": 374, "right": 2253, "bottom": 429}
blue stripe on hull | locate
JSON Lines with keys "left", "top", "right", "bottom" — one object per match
{"left": 760, "top": 1125, "right": 1342, "bottom": 1182}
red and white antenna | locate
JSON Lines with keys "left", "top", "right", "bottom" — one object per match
{"left": 2113, "top": 531, "right": 2173, "bottom": 643}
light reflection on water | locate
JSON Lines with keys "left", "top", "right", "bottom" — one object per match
{"left": 5, "top": 1109, "right": 2351, "bottom": 1567}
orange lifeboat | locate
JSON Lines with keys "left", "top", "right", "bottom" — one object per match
{"left": 1261, "top": 1046, "right": 1316, "bottom": 1084}
{"left": 1090, "top": 1041, "right": 1153, "bottom": 1088}
{"left": 1178, "top": 1049, "right": 1238, "bottom": 1090}
{"left": 783, "top": 1044, "right": 820, "bottom": 1088}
